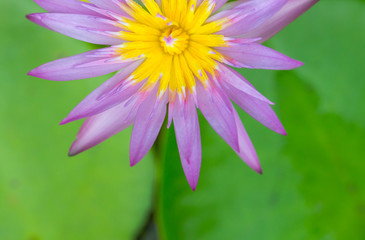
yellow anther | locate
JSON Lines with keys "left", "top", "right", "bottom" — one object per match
{"left": 112, "top": 0, "right": 229, "bottom": 97}
{"left": 160, "top": 26, "right": 189, "bottom": 55}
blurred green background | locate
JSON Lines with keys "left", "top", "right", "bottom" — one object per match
{"left": 1, "top": 0, "right": 365, "bottom": 239}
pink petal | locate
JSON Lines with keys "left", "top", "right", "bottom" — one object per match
{"left": 167, "top": 92, "right": 176, "bottom": 129}
{"left": 213, "top": 0, "right": 229, "bottom": 13}
{"left": 196, "top": 0, "right": 227, "bottom": 13}
{"left": 129, "top": 87, "right": 168, "bottom": 166}
{"left": 241, "top": 0, "right": 319, "bottom": 42}
{"left": 217, "top": 43, "right": 303, "bottom": 70}
{"left": 26, "top": 13, "right": 123, "bottom": 45}
{"left": 223, "top": 79, "right": 286, "bottom": 135}
{"left": 232, "top": 107, "right": 262, "bottom": 173}
{"left": 60, "top": 61, "right": 143, "bottom": 124}
{"left": 217, "top": 64, "right": 274, "bottom": 103}
{"left": 173, "top": 94, "right": 201, "bottom": 191}
{"left": 33, "top": 0, "right": 99, "bottom": 15}
{"left": 28, "top": 47, "right": 136, "bottom": 81}
{"left": 196, "top": 80, "right": 239, "bottom": 152}
{"left": 88, "top": 0, "right": 128, "bottom": 16}
{"left": 68, "top": 97, "right": 138, "bottom": 156}
{"left": 216, "top": 0, "right": 288, "bottom": 37}
{"left": 207, "top": 7, "right": 250, "bottom": 24}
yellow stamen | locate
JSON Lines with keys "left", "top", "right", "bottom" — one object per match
{"left": 109, "top": 0, "right": 229, "bottom": 98}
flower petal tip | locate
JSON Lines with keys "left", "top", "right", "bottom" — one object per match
{"left": 246, "top": 159, "right": 263, "bottom": 174}
{"left": 26, "top": 13, "right": 37, "bottom": 20}
{"left": 188, "top": 179, "right": 198, "bottom": 191}
{"left": 129, "top": 156, "right": 141, "bottom": 167}
{"left": 288, "top": 59, "right": 304, "bottom": 70}
{"left": 268, "top": 100, "right": 275, "bottom": 106}
{"left": 26, "top": 13, "right": 43, "bottom": 24}
{"left": 185, "top": 171, "right": 199, "bottom": 191}
{"left": 294, "top": 60, "right": 304, "bottom": 68}
{"left": 249, "top": 162, "right": 263, "bottom": 175}
{"left": 59, "top": 118, "right": 71, "bottom": 125}
{"left": 250, "top": 163, "right": 262, "bottom": 175}
{"left": 68, "top": 152, "right": 77, "bottom": 157}
{"left": 275, "top": 125, "right": 287, "bottom": 136}
{"left": 278, "top": 58, "right": 304, "bottom": 70}
{"left": 68, "top": 147, "right": 79, "bottom": 157}
{"left": 27, "top": 68, "right": 38, "bottom": 77}
{"left": 27, "top": 68, "right": 47, "bottom": 79}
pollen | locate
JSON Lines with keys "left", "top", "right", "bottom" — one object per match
{"left": 114, "top": 0, "right": 229, "bottom": 96}
{"left": 160, "top": 26, "right": 189, "bottom": 55}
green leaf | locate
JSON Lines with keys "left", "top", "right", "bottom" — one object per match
{"left": 157, "top": 1, "right": 365, "bottom": 239}
{"left": 0, "top": 1, "right": 154, "bottom": 239}
{"left": 158, "top": 73, "right": 365, "bottom": 240}
{"left": 276, "top": 71, "right": 365, "bottom": 239}
{"left": 270, "top": 0, "right": 365, "bottom": 127}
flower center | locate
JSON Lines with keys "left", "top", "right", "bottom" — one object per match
{"left": 160, "top": 26, "right": 189, "bottom": 55}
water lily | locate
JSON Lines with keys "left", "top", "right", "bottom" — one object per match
{"left": 27, "top": 0, "right": 318, "bottom": 190}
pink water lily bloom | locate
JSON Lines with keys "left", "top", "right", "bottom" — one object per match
{"left": 27, "top": 0, "right": 318, "bottom": 190}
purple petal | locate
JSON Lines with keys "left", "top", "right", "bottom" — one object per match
{"left": 215, "top": 0, "right": 288, "bottom": 37}
{"left": 232, "top": 107, "right": 262, "bottom": 173}
{"left": 167, "top": 92, "right": 176, "bottom": 129}
{"left": 213, "top": 0, "right": 229, "bottom": 13}
{"left": 88, "top": 0, "right": 128, "bottom": 16}
{"left": 207, "top": 7, "right": 250, "bottom": 24}
{"left": 129, "top": 87, "right": 168, "bottom": 166}
{"left": 223, "top": 79, "right": 286, "bottom": 135}
{"left": 217, "top": 43, "right": 303, "bottom": 70}
{"left": 217, "top": 64, "right": 274, "bottom": 104}
{"left": 241, "top": 0, "right": 319, "bottom": 42}
{"left": 26, "top": 13, "right": 123, "bottom": 45}
{"left": 28, "top": 47, "right": 136, "bottom": 81}
{"left": 173, "top": 94, "right": 201, "bottom": 191}
{"left": 196, "top": 0, "right": 228, "bottom": 13}
{"left": 33, "top": 0, "right": 99, "bottom": 15}
{"left": 196, "top": 80, "right": 239, "bottom": 152}
{"left": 61, "top": 60, "right": 143, "bottom": 124}
{"left": 68, "top": 97, "right": 139, "bottom": 156}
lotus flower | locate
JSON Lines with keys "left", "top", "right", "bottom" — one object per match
{"left": 27, "top": 0, "right": 318, "bottom": 190}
